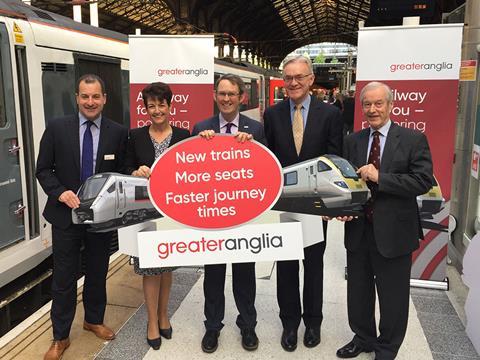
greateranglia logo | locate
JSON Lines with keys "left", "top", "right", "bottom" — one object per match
{"left": 157, "top": 67, "right": 209, "bottom": 77}
{"left": 389, "top": 62, "right": 453, "bottom": 73}
{"left": 157, "top": 232, "right": 283, "bottom": 259}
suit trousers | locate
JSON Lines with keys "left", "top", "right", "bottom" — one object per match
{"left": 347, "top": 221, "right": 412, "bottom": 360}
{"left": 203, "top": 263, "right": 257, "bottom": 331}
{"left": 51, "top": 225, "right": 112, "bottom": 340}
{"left": 276, "top": 239, "right": 326, "bottom": 330}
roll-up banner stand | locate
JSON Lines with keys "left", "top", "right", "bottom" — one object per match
{"left": 355, "top": 24, "right": 463, "bottom": 289}
{"left": 129, "top": 35, "right": 215, "bottom": 130}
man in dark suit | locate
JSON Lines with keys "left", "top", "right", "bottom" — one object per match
{"left": 336, "top": 81, "right": 433, "bottom": 360}
{"left": 191, "top": 74, "right": 265, "bottom": 353}
{"left": 342, "top": 90, "right": 355, "bottom": 135}
{"left": 263, "top": 55, "right": 343, "bottom": 351}
{"left": 36, "top": 74, "right": 128, "bottom": 360}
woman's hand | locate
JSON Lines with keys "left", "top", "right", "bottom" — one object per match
{"left": 132, "top": 165, "right": 151, "bottom": 178}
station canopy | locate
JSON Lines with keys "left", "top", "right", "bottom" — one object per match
{"left": 33, "top": 0, "right": 464, "bottom": 67}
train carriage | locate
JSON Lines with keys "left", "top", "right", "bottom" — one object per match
{"left": 0, "top": 0, "right": 275, "bottom": 295}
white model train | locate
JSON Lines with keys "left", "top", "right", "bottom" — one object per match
{"left": 72, "top": 173, "right": 160, "bottom": 231}
{"left": 273, "top": 154, "right": 370, "bottom": 216}
{"left": 0, "top": 0, "right": 277, "bottom": 289}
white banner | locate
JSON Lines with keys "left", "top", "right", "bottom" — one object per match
{"left": 357, "top": 24, "right": 462, "bottom": 81}
{"left": 129, "top": 35, "right": 214, "bottom": 84}
{"left": 128, "top": 35, "right": 214, "bottom": 130}
{"left": 137, "top": 222, "right": 304, "bottom": 268}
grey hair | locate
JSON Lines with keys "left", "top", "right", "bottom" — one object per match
{"left": 359, "top": 81, "right": 393, "bottom": 103}
{"left": 282, "top": 55, "right": 313, "bottom": 74}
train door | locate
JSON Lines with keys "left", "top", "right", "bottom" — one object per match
{"left": 117, "top": 179, "right": 126, "bottom": 219}
{"left": 308, "top": 164, "right": 318, "bottom": 194}
{"left": 0, "top": 22, "right": 25, "bottom": 248}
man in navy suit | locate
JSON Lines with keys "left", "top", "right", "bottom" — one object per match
{"left": 336, "top": 82, "right": 433, "bottom": 360}
{"left": 192, "top": 74, "right": 265, "bottom": 353}
{"left": 36, "top": 74, "right": 127, "bottom": 360}
{"left": 263, "top": 55, "right": 343, "bottom": 352}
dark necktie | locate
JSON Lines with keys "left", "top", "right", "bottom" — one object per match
{"left": 81, "top": 121, "right": 94, "bottom": 182}
{"left": 225, "top": 122, "right": 233, "bottom": 134}
{"left": 365, "top": 131, "right": 381, "bottom": 222}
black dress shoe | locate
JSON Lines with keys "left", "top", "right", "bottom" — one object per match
{"left": 159, "top": 326, "right": 173, "bottom": 339}
{"left": 241, "top": 328, "right": 259, "bottom": 351}
{"left": 303, "top": 327, "right": 321, "bottom": 348}
{"left": 201, "top": 330, "right": 220, "bottom": 353}
{"left": 281, "top": 329, "right": 297, "bottom": 352}
{"left": 336, "top": 340, "right": 372, "bottom": 358}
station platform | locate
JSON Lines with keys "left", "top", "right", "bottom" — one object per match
{"left": 0, "top": 218, "right": 478, "bottom": 360}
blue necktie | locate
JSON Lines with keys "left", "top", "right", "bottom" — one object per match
{"left": 225, "top": 123, "right": 233, "bottom": 134}
{"left": 81, "top": 121, "right": 94, "bottom": 182}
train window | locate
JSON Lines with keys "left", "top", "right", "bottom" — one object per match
{"left": 78, "top": 177, "right": 108, "bottom": 201}
{"left": 317, "top": 161, "right": 332, "bottom": 172}
{"left": 284, "top": 171, "right": 298, "bottom": 186}
{"left": 328, "top": 156, "right": 358, "bottom": 179}
{"left": 135, "top": 186, "right": 149, "bottom": 200}
{"left": 310, "top": 166, "right": 314, "bottom": 175}
{"left": 119, "top": 181, "right": 123, "bottom": 194}
{"left": 106, "top": 183, "right": 116, "bottom": 193}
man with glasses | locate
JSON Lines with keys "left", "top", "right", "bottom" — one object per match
{"left": 263, "top": 55, "right": 343, "bottom": 352}
{"left": 192, "top": 73, "right": 266, "bottom": 353}
{"left": 336, "top": 82, "right": 433, "bottom": 360}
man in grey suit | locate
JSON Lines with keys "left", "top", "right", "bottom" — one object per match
{"left": 192, "top": 74, "right": 265, "bottom": 353}
{"left": 336, "top": 82, "right": 434, "bottom": 360}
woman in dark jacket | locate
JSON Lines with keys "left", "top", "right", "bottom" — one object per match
{"left": 124, "top": 82, "right": 189, "bottom": 350}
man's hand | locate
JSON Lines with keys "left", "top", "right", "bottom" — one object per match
{"left": 198, "top": 130, "right": 215, "bottom": 140}
{"left": 59, "top": 190, "right": 80, "bottom": 209}
{"left": 336, "top": 216, "right": 356, "bottom": 222}
{"left": 357, "top": 164, "right": 379, "bottom": 183}
{"left": 234, "top": 131, "right": 253, "bottom": 143}
{"left": 132, "top": 165, "right": 151, "bottom": 178}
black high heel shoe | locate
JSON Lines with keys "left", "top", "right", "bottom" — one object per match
{"left": 147, "top": 323, "right": 161, "bottom": 350}
{"left": 159, "top": 326, "right": 173, "bottom": 340}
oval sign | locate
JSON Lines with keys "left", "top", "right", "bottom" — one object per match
{"left": 149, "top": 135, "right": 283, "bottom": 229}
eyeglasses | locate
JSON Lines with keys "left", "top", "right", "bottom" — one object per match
{"left": 283, "top": 73, "right": 312, "bottom": 83}
{"left": 216, "top": 91, "right": 240, "bottom": 98}
{"left": 362, "top": 101, "right": 386, "bottom": 109}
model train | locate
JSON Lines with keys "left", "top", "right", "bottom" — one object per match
{"left": 0, "top": 0, "right": 280, "bottom": 290}
{"left": 72, "top": 154, "right": 370, "bottom": 230}
{"left": 273, "top": 154, "right": 370, "bottom": 216}
{"left": 72, "top": 173, "right": 160, "bottom": 231}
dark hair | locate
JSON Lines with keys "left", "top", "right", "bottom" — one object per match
{"left": 215, "top": 74, "right": 246, "bottom": 95}
{"left": 142, "top": 82, "right": 173, "bottom": 107}
{"left": 76, "top": 74, "right": 106, "bottom": 94}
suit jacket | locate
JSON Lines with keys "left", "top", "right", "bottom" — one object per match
{"left": 124, "top": 125, "right": 190, "bottom": 175}
{"left": 263, "top": 96, "right": 343, "bottom": 167}
{"left": 36, "top": 115, "right": 128, "bottom": 229}
{"left": 343, "top": 123, "right": 434, "bottom": 258}
{"left": 191, "top": 114, "right": 266, "bottom": 144}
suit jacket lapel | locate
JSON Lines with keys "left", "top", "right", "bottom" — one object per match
{"left": 95, "top": 117, "right": 109, "bottom": 173}
{"left": 70, "top": 116, "right": 81, "bottom": 174}
{"left": 381, "top": 122, "right": 400, "bottom": 173}
{"left": 238, "top": 114, "right": 248, "bottom": 133}
{"left": 302, "top": 96, "right": 317, "bottom": 151}
{"left": 212, "top": 115, "right": 221, "bottom": 133}
{"left": 357, "top": 128, "right": 370, "bottom": 167}
{"left": 279, "top": 100, "right": 297, "bottom": 155}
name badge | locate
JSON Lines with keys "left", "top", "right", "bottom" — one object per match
{"left": 104, "top": 154, "right": 115, "bottom": 160}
